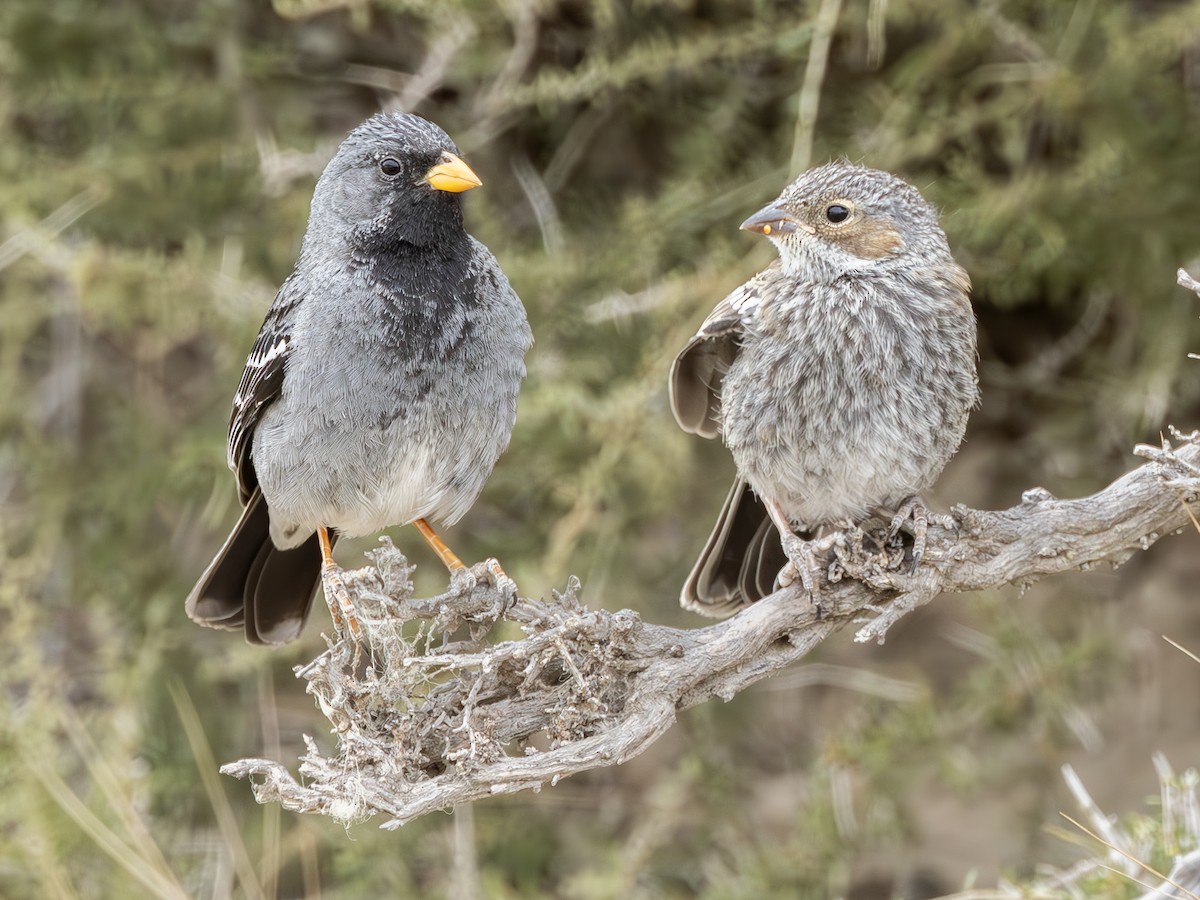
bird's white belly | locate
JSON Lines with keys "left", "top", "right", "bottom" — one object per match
{"left": 750, "top": 431, "right": 935, "bottom": 526}
{"left": 336, "top": 442, "right": 445, "bottom": 537}
{"left": 253, "top": 416, "right": 446, "bottom": 548}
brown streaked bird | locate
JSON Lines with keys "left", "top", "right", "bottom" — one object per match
{"left": 670, "top": 162, "right": 978, "bottom": 616}
{"left": 186, "top": 112, "right": 532, "bottom": 644}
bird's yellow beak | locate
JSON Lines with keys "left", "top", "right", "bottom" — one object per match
{"left": 423, "top": 153, "right": 482, "bottom": 193}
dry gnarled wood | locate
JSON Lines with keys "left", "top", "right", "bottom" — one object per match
{"left": 219, "top": 428, "right": 1200, "bottom": 829}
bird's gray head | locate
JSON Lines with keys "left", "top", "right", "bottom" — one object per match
{"left": 740, "top": 162, "right": 953, "bottom": 281}
{"left": 306, "top": 112, "right": 482, "bottom": 252}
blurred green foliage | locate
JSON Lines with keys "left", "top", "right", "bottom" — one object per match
{"left": 3, "top": 0, "right": 1200, "bottom": 896}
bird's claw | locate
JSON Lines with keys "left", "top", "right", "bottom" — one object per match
{"left": 886, "top": 497, "right": 916, "bottom": 542}
{"left": 478, "top": 558, "right": 519, "bottom": 611}
{"left": 777, "top": 545, "right": 815, "bottom": 594}
{"left": 886, "top": 497, "right": 926, "bottom": 572}
{"left": 776, "top": 532, "right": 840, "bottom": 596}
{"left": 449, "top": 565, "right": 478, "bottom": 595}
{"left": 448, "top": 560, "right": 519, "bottom": 619}
{"left": 884, "top": 495, "right": 955, "bottom": 574}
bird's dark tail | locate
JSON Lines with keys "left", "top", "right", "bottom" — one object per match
{"left": 185, "top": 488, "right": 330, "bottom": 645}
{"left": 680, "top": 478, "right": 788, "bottom": 617}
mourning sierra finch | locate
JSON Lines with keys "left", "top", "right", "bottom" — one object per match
{"left": 670, "top": 162, "right": 978, "bottom": 615}
{"left": 187, "top": 112, "right": 533, "bottom": 644}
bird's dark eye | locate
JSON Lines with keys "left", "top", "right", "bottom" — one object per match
{"left": 826, "top": 204, "right": 850, "bottom": 223}
{"left": 379, "top": 157, "right": 402, "bottom": 177}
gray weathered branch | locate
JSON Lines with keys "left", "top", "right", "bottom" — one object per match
{"left": 220, "top": 428, "right": 1200, "bottom": 829}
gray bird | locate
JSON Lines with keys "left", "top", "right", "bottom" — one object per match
{"left": 187, "top": 112, "right": 533, "bottom": 644}
{"left": 670, "top": 162, "right": 978, "bottom": 615}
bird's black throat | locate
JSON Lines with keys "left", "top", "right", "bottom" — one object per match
{"left": 354, "top": 231, "right": 479, "bottom": 365}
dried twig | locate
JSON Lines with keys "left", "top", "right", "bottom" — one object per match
{"left": 1179, "top": 267, "right": 1200, "bottom": 298}
{"left": 222, "top": 430, "right": 1200, "bottom": 829}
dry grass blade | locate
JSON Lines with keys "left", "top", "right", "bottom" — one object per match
{"left": 256, "top": 668, "right": 282, "bottom": 899}
{"left": 1096, "top": 863, "right": 1161, "bottom": 895}
{"left": 56, "top": 710, "right": 183, "bottom": 892}
{"left": 171, "top": 680, "right": 268, "bottom": 900}
{"left": 1060, "top": 813, "right": 1200, "bottom": 900}
{"left": 22, "top": 749, "right": 189, "bottom": 900}
{"left": 1164, "top": 636, "right": 1200, "bottom": 666}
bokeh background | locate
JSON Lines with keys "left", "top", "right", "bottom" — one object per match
{"left": 4, "top": 1, "right": 1200, "bottom": 897}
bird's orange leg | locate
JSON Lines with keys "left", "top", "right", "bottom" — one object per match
{"left": 412, "top": 519, "right": 517, "bottom": 603}
{"left": 412, "top": 517, "right": 466, "bottom": 572}
{"left": 319, "top": 526, "right": 361, "bottom": 640}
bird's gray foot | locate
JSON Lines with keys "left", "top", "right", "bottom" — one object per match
{"left": 476, "top": 558, "right": 519, "bottom": 611}
{"left": 448, "top": 560, "right": 518, "bottom": 620}
{"left": 763, "top": 498, "right": 834, "bottom": 595}
{"left": 776, "top": 531, "right": 841, "bottom": 595}
{"left": 884, "top": 496, "right": 953, "bottom": 573}
{"left": 448, "top": 564, "right": 477, "bottom": 595}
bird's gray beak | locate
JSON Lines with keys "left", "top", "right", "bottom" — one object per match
{"left": 740, "top": 205, "right": 808, "bottom": 237}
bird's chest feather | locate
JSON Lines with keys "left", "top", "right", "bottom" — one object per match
{"left": 721, "top": 280, "right": 963, "bottom": 518}
{"left": 253, "top": 244, "right": 525, "bottom": 533}
{"left": 286, "top": 249, "right": 475, "bottom": 417}
{"left": 341, "top": 249, "right": 474, "bottom": 363}
{"left": 727, "top": 282, "right": 930, "bottom": 434}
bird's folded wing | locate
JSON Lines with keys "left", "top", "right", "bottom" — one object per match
{"left": 669, "top": 262, "right": 779, "bottom": 439}
{"left": 227, "top": 276, "right": 303, "bottom": 501}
